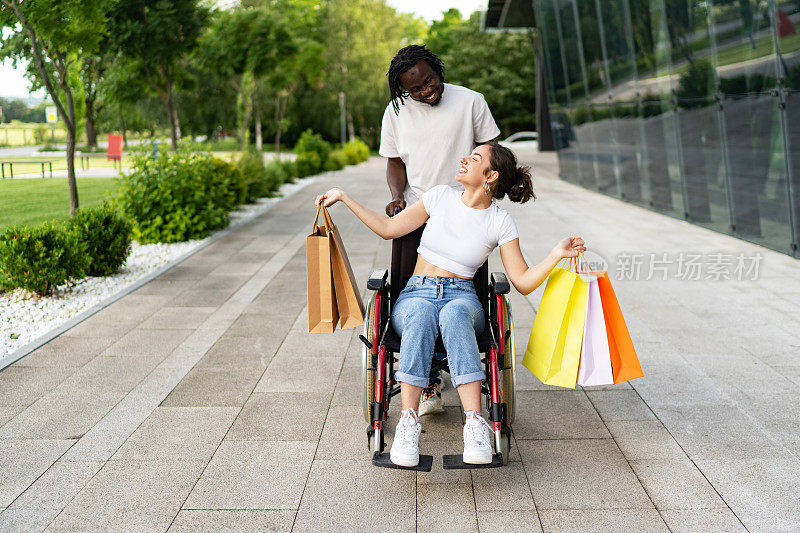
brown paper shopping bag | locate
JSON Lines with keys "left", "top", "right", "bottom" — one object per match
{"left": 307, "top": 205, "right": 339, "bottom": 333}
{"left": 321, "top": 205, "right": 365, "bottom": 329}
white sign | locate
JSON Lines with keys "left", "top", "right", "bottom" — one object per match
{"left": 45, "top": 106, "right": 57, "bottom": 124}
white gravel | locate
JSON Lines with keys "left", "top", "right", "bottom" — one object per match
{"left": 0, "top": 177, "right": 316, "bottom": 357}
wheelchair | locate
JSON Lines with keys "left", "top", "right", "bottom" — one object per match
{"left": 359, "top": 226, "right": 517, "bottom": 471}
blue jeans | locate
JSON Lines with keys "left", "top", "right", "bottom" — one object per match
{"left": 392, "top": 276, "right": 485, "bottom": 388}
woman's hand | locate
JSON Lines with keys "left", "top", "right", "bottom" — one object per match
{"left": 554, "top": 236, "right": 586, "bottom": 258}
{"left": 315, "top": 188, "right": 346, "bottom": 208}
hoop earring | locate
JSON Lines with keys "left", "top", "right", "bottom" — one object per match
{"left": 483, "top": 180, "right": 492, "bottom": 197}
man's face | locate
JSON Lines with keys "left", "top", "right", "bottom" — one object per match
{"left": 399, "top": 60, "right": 444, "bottom": 106}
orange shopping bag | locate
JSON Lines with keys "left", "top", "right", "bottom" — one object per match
{"left": 596, "top": 271, "right": 643, "bottom": 383}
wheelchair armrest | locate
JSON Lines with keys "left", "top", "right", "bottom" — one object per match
{"left": 367, "top": 269, "right": 388, "bottom": 291}
{"left": 490, "top": 272, "right": 510, "bottom": 295}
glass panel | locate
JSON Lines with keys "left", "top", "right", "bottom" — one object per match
{"left": 775, "top": 0, "right": 800, "bottom": 255}
{"left": 715, "top": 0, "right": 793, "bottom": 252}
{"left": 673, "top": 0, "right": 731, "bottom": 234}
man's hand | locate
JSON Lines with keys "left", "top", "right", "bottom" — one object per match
{"left": 385, "top": 196, "right": 406, "bottom": 216}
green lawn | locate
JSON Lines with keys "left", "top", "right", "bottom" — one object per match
{"left": 0, "top": 178, "right": 121, "bottom": 229}
{"left": 0, "top": 155, "right": 129, "bottom": 175}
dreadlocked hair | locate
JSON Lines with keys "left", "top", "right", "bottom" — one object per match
{"left": 387, "top": 45, "right": 445, "bottom": 115}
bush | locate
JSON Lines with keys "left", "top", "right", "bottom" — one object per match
{"left": 68, "top": 203, "right": 133, "bottom": 277}
{"left": 0, "top": 222, "right": 90, "bottom": 296}
{"left": 118, "top": 147, "right": 234, "bottom": 243}
{"left": 210, "top": 157, "right": 247, "bottom": 209}
{"left": 263, "top": 160, "right": 292, "bottom": 193}
{"left": 324, "top": 150, "right": 348, "bottom": 171}
{"left": 343, "top": 138, "right": 370, "bottom": 164}
{"left": 294, "top": 129, "right": 331, "bottom": 166}
{"left": 235, "top": 149, "right": 268, "bottom": 202}
{"left": 295, "top": 151, "right": 321, "bottom": 178}
{"left": 276, "top": 159, "right": 296, "bottom": 182}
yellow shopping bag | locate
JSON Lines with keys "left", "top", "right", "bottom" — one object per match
{"left": 522, "top": 264, "right": 589, "bottom": 389}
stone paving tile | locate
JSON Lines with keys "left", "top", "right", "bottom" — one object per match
{"left": 477, "top": 510, "right": 543, "bottom": 532}
{"left": 168, "top": 510, "right": 295, "bottom": 532}
{"left": 183, "top": 441, "right": 316, "bottom": 510}
{"left": 8, "top": 460, "right": 103, "bottom": 510}
{"left": 629, "top": 460, "right": 726, "bottom": 510}
{"left": 692, "top": 455, "right": 800, "bottom": 521}
{"left": 225, "top": 311, "right": 299, "bottom": 337}
{"left": 419, "top": 405, "right": 467, "bottom": 443}
{"left": 59, "top": 355, "right": 162, "bottom": 392}
{"left": 0, "top": 508, "right": 61, "bottom": 533}
{"left": 659, "top": 509, "right": 746, "bottom": 533}
{"left": 0, "top": 367, "right": 71, "bottom": 408}
{"left": 537, "top": 509, "right": 669, "bottom": 532}
{"left": 0, "top": 385, "right": 126, "bottom": 440}
{"left": 137, "top": 306, "right": 217, "bottom": 330}
{"left": 518, "top": 439, "right": 653, "bottom": 510}
{"left": 111, "top": 406, "right": 239, "bottom": 461}
{"left": 729, "top": 507, "right": 800, "bottom": 532}
{"left": 194, "top": 335, "right": 283, "bottom": 370}
{"left": 209, "top": 261, "right": 263, "bottom": 277}
{"left": 585, "top": 390, "right": 657, "bottom": 422}
{"left": 293, "top": 459, "right": 415, "bottom": 532}
{"left": 132, "top": 279, "right": 197, "bottom": 296}
{"left": 417, "top": 482, "right": 479, "bottom": 533}
{"left": 194, "top": 274, "right": 251, "bottom": 292}
{"left": 604, "top": 420, "right": 688, "bottom": 461}
{"left": 169, "top": 288, "right": 237, "bottom": 308}
{"left": 415, "top": 440, "right": 474, "bottom": 485}
{"left": 160, "top": 366, "right": 262, "bottom": 407}
{"left": 47, "top": 459, "right": 205, "bottom": 532}
{"left": 471, "top": 461, "right": 537, "bottom": 511}
{"left": 0, "top": 440, "right": 74, "bottom": 507}
{"left": 315, "top": 404, "right": 369, "bottom": 460}
{"left": 512, "top": 391, "right": 610, "bottom": 440}
{"left": 254, "top": 354, "right": 343, "bottom": 395}
{"left": 226, "top": 392, "right": 330, "bottom": 441}
{"left": 0, "top": 405, "right": 24, "bottom": 427}
{"left": 16, "top": 336, "right": 115, "bottom": 368}
{"left": 101, "top": 328, "right": 193, "bottom": 357}
{"left": 651, "top": 404, "right": 786, "bottom": 460}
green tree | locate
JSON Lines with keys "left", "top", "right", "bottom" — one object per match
{"left": 430, "top": 11, "right": 535, "bottom": 137}
{"left": 107, "top": 0, "right": 207, "bottom": 149}
{"left": 0, "top": 0, "right": 111, "bottom": 216}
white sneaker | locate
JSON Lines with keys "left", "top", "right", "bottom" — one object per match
{"left": 462, "top": 410, "right": 493, "bottom": 464}
{"left": 390, "top": 408, "right": 421, "bottom": 467}
{"left": 418, "top": 382, "right": 445, "bottom": 416}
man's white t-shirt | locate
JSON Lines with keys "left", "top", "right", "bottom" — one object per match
{"left": 379, "top": 83, "right": 501, "bottom": 205}
{"left": 418, "top": 185, "right": 519, "bottom": 278}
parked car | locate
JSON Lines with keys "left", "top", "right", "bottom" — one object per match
{"left": 499, "top": 131, "right": 538, "bottom": 151}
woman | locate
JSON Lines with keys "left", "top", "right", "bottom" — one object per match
{"left": 315, "top": 141, "right": 585, "bottom": 466}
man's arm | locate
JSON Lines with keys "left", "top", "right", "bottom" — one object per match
{"left": 385, "top": 157, "right": 408, "bottom": 216}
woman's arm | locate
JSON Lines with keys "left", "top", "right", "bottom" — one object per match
{"left": 316, "top": 187, "right": 429, "bottom": 240}
{"left": 499, "top": 236, "right": 586, "bottom": 295}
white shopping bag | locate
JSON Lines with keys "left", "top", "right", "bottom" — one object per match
{"left": 577, "top": 278, "right": 614, "bottom": 387}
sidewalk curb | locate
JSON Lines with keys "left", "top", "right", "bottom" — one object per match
{"left": 0, "top": 175, "right": 322, "bottom": 371}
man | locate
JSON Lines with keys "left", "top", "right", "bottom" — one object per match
{"left": 379, "top": 44, "right": 500, "bottom": 416}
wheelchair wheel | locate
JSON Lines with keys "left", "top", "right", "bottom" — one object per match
{"left": 501, "top": 300, "right": 516, "bottom": 427}
{"left": 362, "top": 295, "right": 377, "bottom": 424}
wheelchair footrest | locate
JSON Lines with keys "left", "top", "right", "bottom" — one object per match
{"left": 372, "top": 452, "right": 433, "bottom": 472}
{"left": 442, "top": 454, "right": 504, "bottom": 469}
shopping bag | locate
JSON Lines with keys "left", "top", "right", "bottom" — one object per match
{"left": 522, "top": 263, "right": 589, "bottom": 389}
{"left": 596, "top": 272, "right": 643, "bottom": 383}
{"left": 577, "top": 278, "right": 614, "bottom": 387}
{"left": 307, "top": 204, "right": 339, "bottom": 334}
{"left": 321, "top": 206, "right": 365, "bottom": 329}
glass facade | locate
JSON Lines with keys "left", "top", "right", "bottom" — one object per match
{"left": 534, "top": 0, "right": 800, "bottom": 257}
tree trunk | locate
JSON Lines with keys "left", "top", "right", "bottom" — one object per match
{"left": 164, "top": 75, "right": 180, "bottom": 150}
{"left": 119, "top": 106, "right": 128, "bottom": 148}
{"left": 239, "top": 78, "right": 254, "bottom": 152}
{"left": 64, "top": 89, "right": 79, "bottom": 216}
{"left": 255, "top": 106, "right": 262, "bottom": 151}
{"left": 85, "top": 110, "right": 98, "bottom": 148}
{"left": 274, "top": 95, "right": 282, "bottom": 156}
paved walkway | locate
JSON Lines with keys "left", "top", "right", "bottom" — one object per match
{"left": 1, "top": 155, "right": 799, "bottom": 532}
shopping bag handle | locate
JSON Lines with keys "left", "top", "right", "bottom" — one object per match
{"left": 312, "top": 203, "right": 335, "bottom": 232}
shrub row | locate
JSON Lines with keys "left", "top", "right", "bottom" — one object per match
{"left": 0, "top": 203, "right": 133, "bottom": 296}
{"left": 294, "top": 129, "right": 370, "bottom": 176}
